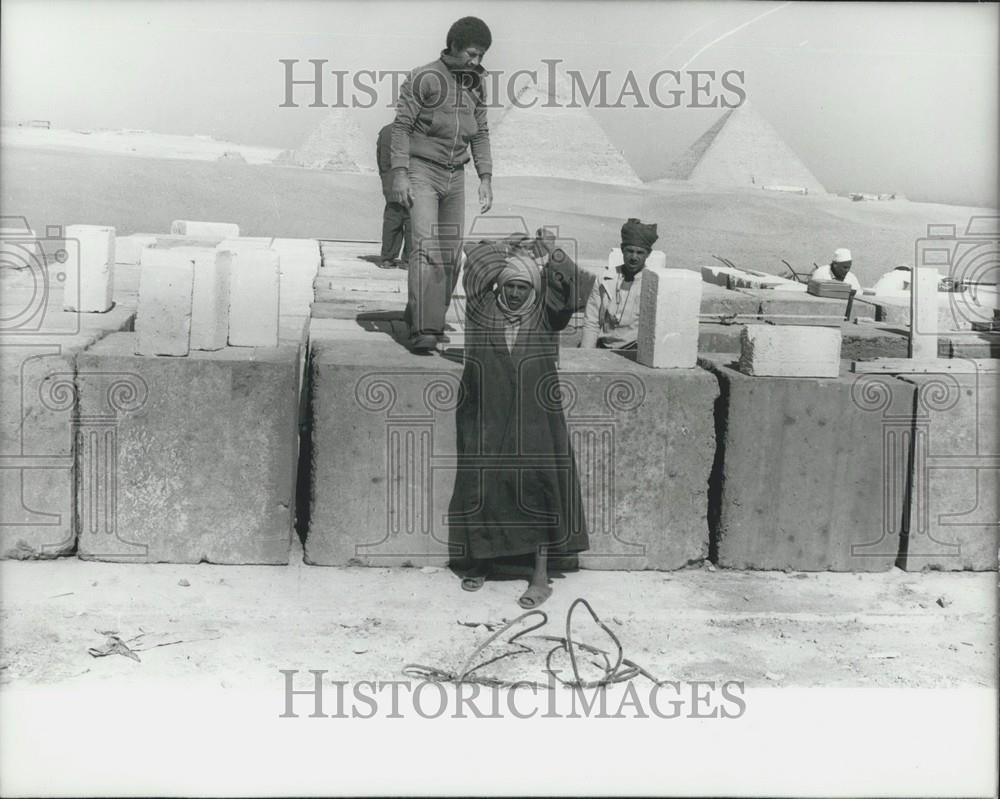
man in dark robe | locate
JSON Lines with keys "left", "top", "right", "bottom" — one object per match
{"left": 449, "top": 239, "right": 588, "bottom": 608}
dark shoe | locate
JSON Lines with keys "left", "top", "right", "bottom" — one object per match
{"left": 409, "top": 333, "right": 438, "bottom": 353}
{"left": 436, "top": 333, "right": 451, "bottom": 344}
{"left": 397, "top": 260, "right": 409, "bottom": 270}
{"left": 378, "top": 259, "right": 396, "bottom": 270}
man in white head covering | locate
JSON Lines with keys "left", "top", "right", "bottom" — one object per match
{"left": 811, "top": 248, "right": 862, "bottom": 292}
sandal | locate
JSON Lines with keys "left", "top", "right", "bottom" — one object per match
{"left": 517, "top": 583, "right": 552, "bottom": 609}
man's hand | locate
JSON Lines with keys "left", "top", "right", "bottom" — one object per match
{"left": 388, "top": 168, "right": 413, "bottom": 208}
{"left": 478, "top": 176, "right": 493, "bottom": 213}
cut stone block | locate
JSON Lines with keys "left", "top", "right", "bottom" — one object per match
{"left": 1, "top": 342, "right": 87, "bottom": 558}
{"left": 63, "top": 225, "right": 115, "bottom": 312}
{"left": 701, "top": 265, "right": 742, "bottom": 286}
{"left": 114, "top": 235, "right": 157, "bottom": 265}
{"left": 899, "top": 371, "right": 998, "bottom": 571}
{"left": 699, "top": 322, "right": 909, "bottom": 361}
{"left": 740, "top": 288, "right": 847, "bottom": 321}
{"left": 306, "top": 342, "right": 715, "bottom": 570}
{"left": 739, "top": 325, "right": 842, "bottom": 378}
{"left": 75, "top": 333, "right": 299, "bottom": 563}
{"left": 637, "top": 266, "right": 702, "bottom": 368}
{"left": 700, "top": 283, "right": 762, "bottom": 319}
{"left": 227, "top": 248, "right": 280, "bottom": 347}
{"left": 910, "top": 266, "right": 939, "bottom": 360}
{"left": 171, "top": 220, "right": 240, "bottom": 238}
{"left": 135, "top": 248, "right": 195, "bottom": 356}
{"left": 175, "top": 247, "right": 231, "bottom": 351}
{"left": 564, "top": 350, "right": 717, "bottom": 570}
{"left": 306, "top": 340, "right": 463, "bottom": 566}
{"left": 702, "top": 355, "right": 915, "bottom": 570}
{"left": 271, "top": 238, "right": 321, "bottom": 316}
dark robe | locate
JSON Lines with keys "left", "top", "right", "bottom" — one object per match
{"left": 449, "top": 240, "right": 590, "bottom": 560}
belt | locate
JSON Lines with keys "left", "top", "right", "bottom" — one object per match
{"left": 412, "top": 154, "right": 466, "bottom": 172}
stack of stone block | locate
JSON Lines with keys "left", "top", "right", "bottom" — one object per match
{"left": 134, "top": 235, "right": 281, "bottom": 355}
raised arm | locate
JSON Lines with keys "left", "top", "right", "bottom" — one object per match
{"left": 462, "top": 240, "right": 510, "bottom": 303}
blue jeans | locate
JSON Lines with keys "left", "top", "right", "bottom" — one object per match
{"left": 405, "top": 156, "right": 465, "bottom": 337}
{"left": 380, "top": 172, "right": 411, "bottom": 262}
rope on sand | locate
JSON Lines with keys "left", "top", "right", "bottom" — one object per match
{"left": 403, "top": 598, "right": 663, "bottom": 689}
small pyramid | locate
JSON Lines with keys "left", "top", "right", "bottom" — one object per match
{"left": 290, "top": 109, "right": 376, "bottom": 173}
{"left": 662, "top": 103, "right": 826, "bottom": 194}
{"left": 489, "top": 71, "right": 641, "bottom": 186}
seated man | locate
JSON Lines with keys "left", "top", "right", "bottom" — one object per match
{"left": 580, "top": 218, "right": 658, "bottom": 350}
{"left": 811, "top": 248, "right": 862, "bottom": 292}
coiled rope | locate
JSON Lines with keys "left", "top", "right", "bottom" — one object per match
{"left": 403, "top": 598, "right": 663, "bottom": 689}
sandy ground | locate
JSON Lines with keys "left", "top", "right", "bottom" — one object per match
{"left": 2, "top": 544, "right": 996, "bottom": 693}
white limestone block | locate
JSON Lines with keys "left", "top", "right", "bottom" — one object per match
{"left": 270, "top": 238, "right": 321, "bottom": 316}
{"left": 63, "top": 225, "right": 115, "bottom": 312}
{"left": 701, "top": 265, "right": 742, "bottom": 286}
{"left": 610, "top": 248, "right": 666, "bottom": 270}
{"left": 637, "top": 266, "right": 702, "bottom": 369}
{"left": 136, "top": 248, "right": 195, "bottom": 355}
{"left": 175, "top": 247, "right": 231, "bottom": 351}
{"left": 738, "top": 325, "right": 842, "bottom": 378}
{"left": 909, "top": 267, "right": 939, "bottom": 359}
{"left": 228, "top": 248, "right": 280, "bottom": 347}
{"left": 115, "top": 234, "right": 157, "bottom": 265}
{"left": 171, "top": 220, "right": 240, "bottom": 238}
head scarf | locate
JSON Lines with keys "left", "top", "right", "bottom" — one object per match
{"left": 495, "top": 251, "right": 542, "bottom": 324}
{"left": 621, "top": 218, "right": 658, "bottom": 251}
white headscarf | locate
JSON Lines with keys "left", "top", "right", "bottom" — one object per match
{"left": 495, "top": 252, "right": 542, "bottom": 324}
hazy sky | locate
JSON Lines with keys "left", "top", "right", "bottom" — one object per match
{"left": 2, "top": 0, "right": 996, "bottom": 206}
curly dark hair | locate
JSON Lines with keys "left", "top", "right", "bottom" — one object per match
{"left": 446, "top": 16, "right": 492, "bottom": 52}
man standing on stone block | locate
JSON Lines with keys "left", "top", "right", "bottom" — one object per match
{"left": 580, "top": 218, "right": 658, "bottom": 352}
{"left": 387, "top": 16, "right": 495, "bottom": 353}
{"left": 376, "top": 122, "right": 411, "bottom": 270}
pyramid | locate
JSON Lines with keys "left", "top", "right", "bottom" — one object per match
{"left": 288, "top": 109, "right": 376, "bottom": 173}
{"left": 488, "top": 71, "right": 641, "bottom": 186}
{"left": 662, "top": 103, "right": 826, "bottom": 194}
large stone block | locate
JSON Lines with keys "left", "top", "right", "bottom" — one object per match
{"left": 739, "top": 325, "right": 842, "bottom": 378}
{"left": 135, "top": 248, "right": 194, "bottom": 356}
{"left": 306, "top": 342, "right": 716, "bottom": 569}
{"left": 700, "top": 283, "right": 761, "bottom": 319}
{"left": 562, "top": 350, "right": 717, "bottom": 570}
{"left": 1, "top": 342, "right": 85, "bottom": 558}
{"left": 740, "top": 288, "right": 847, "bottom": 321}
{"left": 228, "top": 248, "right": 280, "bottom": 347}
{"left": 63, "top": 225, "right": 114, "bottom": 313}
{"left": 637, "top": 267, "right": 701, "bottom": 368}
{"left": 703, "top": 356, "right": 915, "bottom": 571}
{"left": 75, "top": 333, "right": 299, "bottom": 563}
{"left": 171, "top": 220, "right": 240, "bottom": 238}
{"left": 899, "top": 370, "right": 998, "bottom": 570}
{"left": 306, "top": 340, "right": 462, "bottom": 566}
